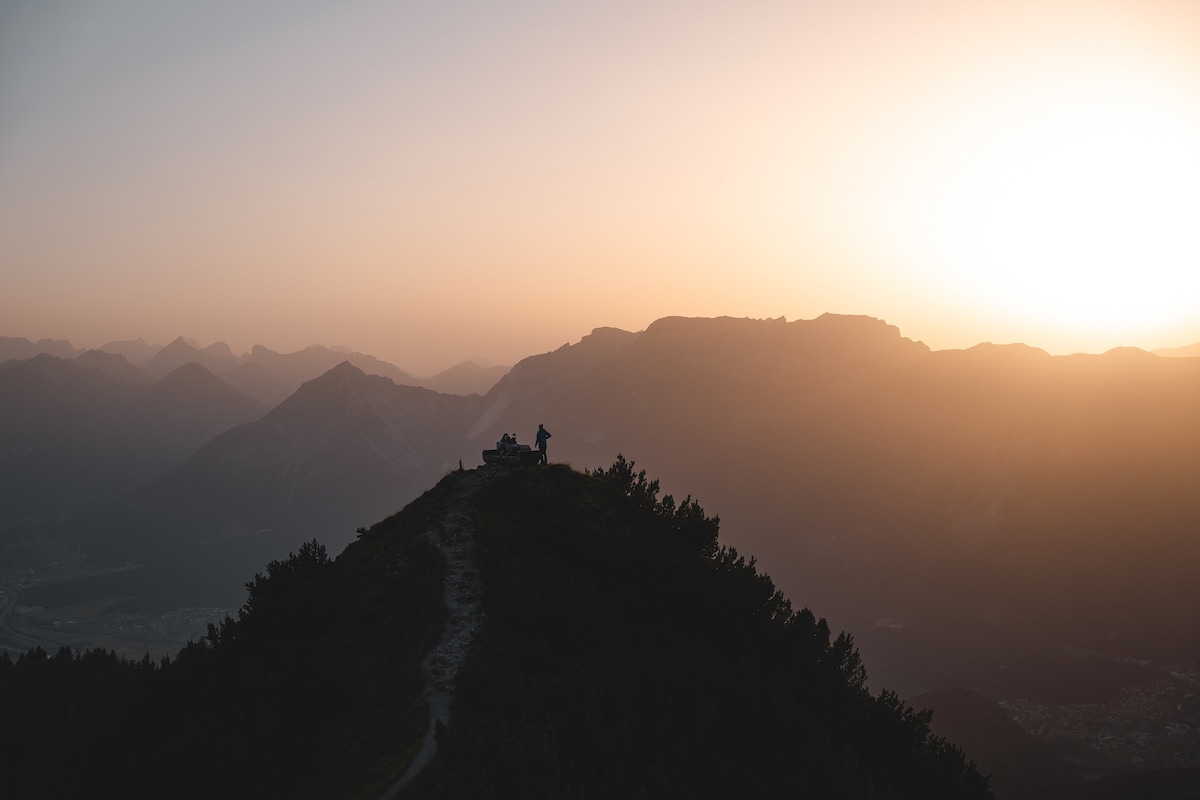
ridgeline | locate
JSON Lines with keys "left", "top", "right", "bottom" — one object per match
{"left": 1, "top": 459, "right": 991, "bottom": 799}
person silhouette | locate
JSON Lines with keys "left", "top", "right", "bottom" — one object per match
{"left": 534, "top": 424, "right": 551, "bottom": 464}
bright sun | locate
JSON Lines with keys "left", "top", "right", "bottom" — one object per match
{"left": 899, "top": 67, "right": 1200, "bottom": 340}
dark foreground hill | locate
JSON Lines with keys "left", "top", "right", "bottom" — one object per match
{"left": 1, "top": 462, "right": 990, "bottom": 799}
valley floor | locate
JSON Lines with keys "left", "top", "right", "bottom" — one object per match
{"left": 0, "top": 532, "right": 225, "bottom": 658}
{"left": 999, "top": 662, "right": 1200, "bottom": 777}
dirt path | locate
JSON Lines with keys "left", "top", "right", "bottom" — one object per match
{"left": 379, "top": 468, "right": 492, "bottom": 797}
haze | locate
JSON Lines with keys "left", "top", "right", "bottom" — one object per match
{"left": 3, "top": 0, "right": 1199, "bottom": 374}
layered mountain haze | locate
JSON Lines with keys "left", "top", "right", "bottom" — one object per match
{"left": 419, "top": 360, "right": 511, "bottom": 397}
{"left": 0, "top": 336, "right": 79, "bottom": 362}
{"left": 3, "top": 314, "right": 1198, "bottom": 792}
{"left": 1153, "top": 343, "right": 1200, "bottom": 358}
{"left": 144, "top": 362, "right": 479, "bottom": 548}
{"left": 472, "top": 316, "right": 1200, "bottom": 692}
{"left": 0, "top": 337, "right": 508, "bottom": 596}
{"left": 9, "top": 315, "right": 1199, "bottom": 666}
{"left": 237, "top": 343, "right": 421, "bottom": 403}
{"left": 74, "top": 348, "right": 154, "bottom": 384}
{"left": 143, "top": 336, "right": 241, "bottom": 379}
{"left": 136, "top": 362, "right": 266, "bottom": 459}
{"left": 94, "top": 338, "right": 162, "bottom": 365}
{"left": 0, "top": 335, "right": 510, "bottom": 407}
{"left": 0, "top": 354, "right": 264, "bottom": 521}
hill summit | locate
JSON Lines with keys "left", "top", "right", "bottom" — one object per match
{"left": 1, "top": 460, "right": 990, "bottom": 799}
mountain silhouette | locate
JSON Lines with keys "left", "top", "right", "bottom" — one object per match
{"left": 0, "top": 354, "right": 150, "bottom": 517}
{"left": 7, "top": 314, "right": 1200, "bottom": 793}
{"left": 0, "top": 355, "right": 262, "bottom": 524}
{"left": 74, "top": 348, "right": 153, "bottom": 383}
{"left": 444, "top": 316, "right": 1200, "bottom": 696}
{"left": 1151, "top": 342, "right": 1200, "bottom": 358}
{"left": 220, "top": 360, "right": 296, "bottom": 406}
{"left": 144, "top": 336, "right": 241, "bottom": 379}
{"left": 4, "top": 335, "right": 510, "bottom": 403}
{"left": 133, "top": 362, "right": 266, "bottom": 458}
{"left": 420, "top": 359, "right": 510, "bottom": 396}
{"left": 0, "top": 463, "right": 992, "bottom": 799}
{"left": 0, "top": 335, "right": 80, "bottom": 362}
{"left": 19, "top": 316, "right": 1200, "bottom": 691}
{"left": 86, "top": 362, "right": 482, "bottom": 585}
{"left": 200, "top": 341, "right": 238, "bottom": 361}
{"left": 243, "top": 343, "right": 419, "bottom": 393}
{"left": 96, "top": 336, "right": 162, "bottom": 365}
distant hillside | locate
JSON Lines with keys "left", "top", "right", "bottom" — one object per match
{"left": 241, "top": 343, "right": 421, "bottom": 401}
{"left": 39, "top": 362, "right": 485, "bottom": 608}
{"left": 0, "top": 355, "right": 263, "bottom": 520}
{"left": 1153, "top": 342, "right": 1200, "bottom": 358}
{"left": 142, "top": 361, "right": 478, "bottom": 544}
{"left": 0, "top": 335, "right": 79, "bottom": 362}
{"left": 97, "top": 337, "right": 162, "bottom": 365}
{"left": 144, "top": 336, "right": 242, "bottom": 378}
{"left": 2, "top": 335, "right": 507, "bottom": 403}
{"left": 420, "top": 360, "right": 509, "bottom": 396}
{"left": 1, "top": 463, "right": 992, "bottom": 799}
{"left": 460, "top": 315, "right": 1200, "bottom": 696}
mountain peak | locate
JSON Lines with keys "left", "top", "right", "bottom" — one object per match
{"left": 156, "top": 360, "right": 225, "bottom": 388}
{"left": 149, "top": 362, "right": 262, "bottom": 414}
{"left": 97, "top": 337, "right": 162, "bottom": 365}
{"left": 1103, "top": 345, "right": 1155, "bottom": 360}
{"left": 274, "top": 360, "right": 385, "bottom": 411}
{"left": 149, "top": 337, "right": 201, "bottom": 363}
{"left": 423, "top": 360, "right": 510, "bottom": 396}
{"left": 580, "top": 325, "right": 640, "bottom": 347}
{"left": 202, "top": 341, "right": 238, "bottom": 360}
{"left": 0, "top": 336, "right": 80, "bottom": 362}
{"left": 145, "top": 337, "right": 239, "bottom": 379}
{"left": 75, "top": 349, "right": 150, "bottom": 383}
{"left": 327, "top": 359, "right": 367, "bottom": 379}
{"left": 806, "top": 312, "right": 926, "bottom": 349}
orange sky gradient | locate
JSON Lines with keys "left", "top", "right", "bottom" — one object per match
{"left": 2, "top": 0, "right": 1199, "bottom": 374}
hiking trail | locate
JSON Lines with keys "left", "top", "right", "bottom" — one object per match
{"left": 379, "top": 468, "right": 492, "bottom": 797}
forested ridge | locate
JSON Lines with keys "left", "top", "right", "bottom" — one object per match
{"left": 1, "top": 460, "right": 991, "bottom": 798}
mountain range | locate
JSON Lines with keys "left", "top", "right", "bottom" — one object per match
{"left": 3, "top": 314, "right": 1198, "bottom": 792}
{"left": 0, "top": 335, "right": 508, "bottom": 405}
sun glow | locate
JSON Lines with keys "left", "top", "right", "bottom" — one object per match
{"left": 898, "top": 67, "right": 1200, "bottom": 338}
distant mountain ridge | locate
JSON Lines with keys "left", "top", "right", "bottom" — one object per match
{"left": 141, "top": 361, "right": 481, "bottom": 551}
{"left": 0, "top": 335, "right": 510, "bottom": 403}
{"left": 0, "top": 355, "right": 265, "bottom": 520}
{"left": 0, "top": 336, "right": 78, "bottom": 361}
{"left": 1153, "top": 342, "right": 1200, "bottom": 357}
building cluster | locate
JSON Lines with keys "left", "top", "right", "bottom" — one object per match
{"left": 999, "top": 663, "right": 1200, "bottom": 773}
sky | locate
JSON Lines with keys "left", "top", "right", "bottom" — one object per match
{"left": 3, "top": 0, "right": 1199, "bottom": 374}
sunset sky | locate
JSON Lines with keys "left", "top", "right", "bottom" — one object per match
{"left": 3, "top": 0, "right": 1199, "bottom": 374}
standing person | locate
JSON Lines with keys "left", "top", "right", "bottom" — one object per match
{"left": 534, "top": 424, "right": 551, "bottom": 464}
